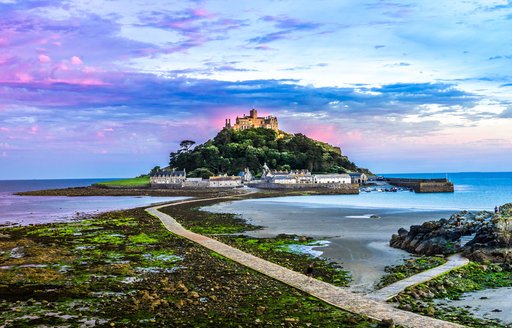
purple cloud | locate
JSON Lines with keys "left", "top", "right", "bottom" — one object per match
{"left": 0, "top": 9, "right": 161, "bottom": 86}
{"left": 138, "top": 8, "right": 248, "bottom": 53}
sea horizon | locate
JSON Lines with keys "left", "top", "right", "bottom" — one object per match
{"left": 1, "top": 170, "right": 512, "bottom": 181}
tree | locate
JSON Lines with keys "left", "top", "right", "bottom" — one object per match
{"left": 166, "top": 127, "right": 365, "bottom": 175}
{"left": 189, "top": 168, "right": 214, "bottom": 179}
{"left": 149, "top": 166, "right": 161, "bottom": 175}
{"left": 179, "top": 140, "right": 196, "bottom": 152}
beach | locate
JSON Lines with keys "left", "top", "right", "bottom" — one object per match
{"left": 204, "top": 200, "right": 456, "bottom": 292}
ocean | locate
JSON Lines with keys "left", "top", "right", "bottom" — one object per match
{"left": 247, "top": 172, "right": 512, "bottom": 211}
{"left": 203, "top": 171, "right": 512, "bottom": 291}
{"left": 0, "top": 179, "right": 187, "bottom": 226}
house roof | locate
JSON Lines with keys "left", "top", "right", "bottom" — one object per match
{"left": 152, "top": 170, "right": 185, "bottom": 177}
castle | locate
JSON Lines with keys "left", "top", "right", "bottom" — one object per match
{"left": 225, "top": 109, "right": 279, "bottom": 132}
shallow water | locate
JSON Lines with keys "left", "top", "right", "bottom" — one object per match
{"left": 204, "top": 200, "right": 455, "bottom": 292}
{"left": 436, "top": 287, "right": 512, "bottom": 324}
{"left": 0, "top": 179, "right": 187, "bottom": 226}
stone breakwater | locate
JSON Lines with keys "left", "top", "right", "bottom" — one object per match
{"left": 386, "top": 178, "right": 454, "bottom": 193}
{"left": 390, "top": 204, "right": 512, "bottom": 263}
{"left": 251, "top": 183, "right": 360, "bottom": 194}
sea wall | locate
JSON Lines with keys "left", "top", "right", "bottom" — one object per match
{"left": 251, "top": 183, "right": 360, "bottom": 194}
{"left": 386, "top": 178, "right": 454, "bottom": 193}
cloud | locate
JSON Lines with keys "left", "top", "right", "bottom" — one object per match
{"left": 249, "top": 15, "right": 323, "bottom": 44}
{"left": 499, "top": 107, "right": 512, "bottom": 118}
{"left": 488, "top": 55, "right": 512, "bottom": 60}
{"left": 71, "top": 56, "right": 83, "bottom": 65}
{"left": 137, "top": 8, "right": 248, "bottom": 53}
{"left": 0, "top": 72, "right": 481, "bottom": 146}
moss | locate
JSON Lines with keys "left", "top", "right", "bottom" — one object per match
{"left": 0, "top": 207, "right": 377, "bottom": 327}
{"left": 392, "top": 261, "right": 512, "bottom": 327}
{"left": 128, "top": 233, "right": 158, "bottom": 244}
{"left": 377, "top": 256, "right": 447, "bottom": 288}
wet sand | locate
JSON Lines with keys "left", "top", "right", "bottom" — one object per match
{"left": 436, "top": 287, "right": 512, "bottom": 324}
{"left": 204, "top": 200, "right": 455, "bottom": 292}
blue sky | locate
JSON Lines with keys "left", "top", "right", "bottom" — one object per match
{"left": 1, "top": 0, "right": 512, "bottom": 178}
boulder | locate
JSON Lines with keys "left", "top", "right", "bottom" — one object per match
{"left": 389, "top": 207, "right": 510, "bottom": 262}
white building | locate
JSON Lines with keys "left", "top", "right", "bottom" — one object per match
{"left": 150, "top": 169, "right": 186, "bottom": 185}
{"left": 313, "top": 173, "right": 351, "bottom": 184}
{"left": 183, "top": 177, "right": 208, "bottom": 188}
{"left": 272, "top": 175, "right": 298, "bottom": 184}
{"left": 208, "top": 176, "right": 242, "bottom": 188}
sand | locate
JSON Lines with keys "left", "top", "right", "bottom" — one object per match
{"left": 203, "top": 200, "right": 455, "bottom": 292}
{"left": 436, "top": 287, "right": 512, "bottom": 324}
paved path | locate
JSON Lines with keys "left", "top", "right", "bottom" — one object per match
{"left": 367, "top": 254, "right": 470, "bottom": 302}
{"left": 146, "top": 197, "right": 466, "bottom": 328}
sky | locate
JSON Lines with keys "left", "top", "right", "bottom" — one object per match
{"left": 1, "top": 0, "right": 512, "bottom": 179}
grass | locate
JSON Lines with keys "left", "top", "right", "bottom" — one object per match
{"left": 95, "top": 176, "right": 150, "bottom": 187}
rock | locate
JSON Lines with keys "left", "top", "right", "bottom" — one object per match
{"left": 492, "top": 309, "right": 502, "bottom": 312}
{"left": 379, "top": 318, "right": 395, "bottom": 327}
{"left": 389, "top": 206, "right": 512, "bottom": 261}
{"left": 9, "top": 246, "right": 25, "bottom": 259}
{"left": 256, "top": 306, "right": 266, "bottom": 315}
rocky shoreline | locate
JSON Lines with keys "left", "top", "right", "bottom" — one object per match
{"left": 390, "top": 203, "right": 512, "bottom": 264}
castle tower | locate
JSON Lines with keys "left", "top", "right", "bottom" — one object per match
{"left": 226, "top": 108, "right": 278, "bottom": 132}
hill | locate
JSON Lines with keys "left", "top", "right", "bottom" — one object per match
{"left": 169, "top": 128, "right": 365, "bottom": 178}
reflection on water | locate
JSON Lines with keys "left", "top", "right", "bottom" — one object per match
{"left": 0, "top": 179, "right": 186, "bottom": 226}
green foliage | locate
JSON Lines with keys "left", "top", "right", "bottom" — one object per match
{"left": 188, "top": 167, "right": 214, "bottom": 179}
{"left": 169, "top": 128, "right": 359, "bottom": 175}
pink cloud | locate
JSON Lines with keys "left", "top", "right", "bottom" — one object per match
{"left": 38, "top": 54, "right": 51, "bottom": 63}
{"left": 15, "top": 72, "right": 33, "bottom": 83}
{"left": 71, "top": 56, "right": 83, "bottom": 65}
{"left": 192, "top": 8, "right": 215, "bottom": 18}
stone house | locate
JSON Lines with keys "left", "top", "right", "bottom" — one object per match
{"left": 150, "top": 169, "right": 186, "bottom": 186}
{"left": 208, "top": 176, "right": 242, "bottom": 188}
{"left": 349, "top": 172, "right": 368, "bottom": 184}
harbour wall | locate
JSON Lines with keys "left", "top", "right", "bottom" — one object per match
{"left": 251, "top": 183, "right": 360, "bottom": 194}
{"left": 386, "top": 178, "right": 454, "bottom": 193}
